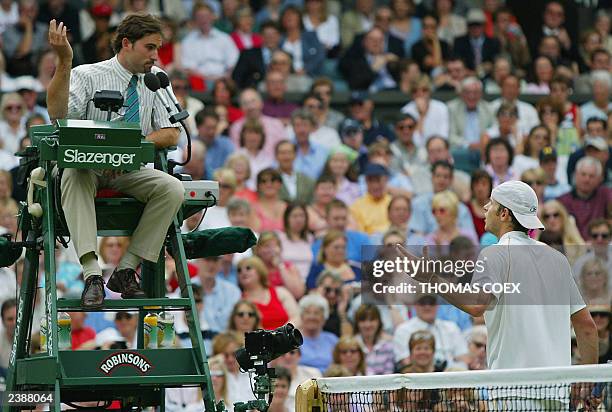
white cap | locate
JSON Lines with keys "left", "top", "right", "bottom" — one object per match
{"left": 585, "top": 136, "right": 608, "bottom": 151}
{"left": 491, "top": 180, "right": 544, "bottom": 230}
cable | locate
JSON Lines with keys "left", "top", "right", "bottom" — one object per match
{"left": 189, "top": 193, "right": 216, "bottom": 233}
{"left": 169, "top": 120, "right": 192, "bottom": 168}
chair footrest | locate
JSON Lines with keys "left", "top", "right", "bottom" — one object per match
{"left": 57, "top": 298, "right": 193, "bottom": 311}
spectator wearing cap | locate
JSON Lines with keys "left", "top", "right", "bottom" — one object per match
{"left": 566, "top": 133, "right": 611, "bottom": 187}
{"left": 275, "top": 140, "right": 315, "bottom": 205}
{"left": 408, "top": 160, "right": 476, "bottom": 238}
{"left": 339, "top": 118, "right": 368, "bottom": 170}
{"left": 346, "top": 91, "right": 395, "bottom": 147}
{"left": 452, "top": 9, "right": 501, "bottom": 76}
{"left": 232, "top": 21, "right": 283, "bottom": 89}
{"left": 291, "top": 109, "right": 329, "bottom": 181}
{"left": 558, "top": 156, "right": 612, "bottom": 239}
{"left": 230, "top": 88, "right": 288, "bottom": 159}
{"left": 358, "top": 141, "right": 414, "bottom": 199}
{"left": 81, "top": 3, "right": 114, "bottom": 65}
{"left": 580, "top": 71, "right": 612, "bottom": 130}
{"left": 180, "top": 2, "right": 239, "bottom": 84}
{"left": 193, "top": 256, "right": 241, "bottom": 334}
{"left": 389, "top": 113, "right": 428, "bottom": 177}
{"left": 2, "top": 0, "right": 48, "bottom": 77}
{"left": 393, "top": 295, "right": 469, "bottom": 369}
{"left": 310, "top": 77, "right": 345, "bottom": 130}
{"left": 350, "top": 163, "right": 392, "bottom": 235}
{"left": 447, "top": 76, "right": 494, "bottom": 169}
{"left": 338, "top": 26, "right": 400, "bottom": 93}
{"left": 400, "top": 75, "right": 449, "bottom": 147}
{"left": 195, "top": 109, "right": 234, "bottom": 179}
{"left": 540, "top": 146, "right": 571, "bottom": 201}
{"left": 573, "top": 219, "right": 612, "bottom": 291}
{"left": 489, "top": 74, "right": 540, "bottom": 135}
{"left": 13, "top": 75, "right": 49, "bottom": 124}
{"left": 261, "top": 70, "right": 298, "bottom": 125}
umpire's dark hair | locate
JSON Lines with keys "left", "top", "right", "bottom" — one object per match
{"left": 113, "top": 14, "right": 162, "bottom": 54}
{"left": 1, "top": 298, "right": 16, "bottom": 321}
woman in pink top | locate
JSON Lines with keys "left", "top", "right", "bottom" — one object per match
{"left": 253, "top": 168, "right": 287, "bottom": 232}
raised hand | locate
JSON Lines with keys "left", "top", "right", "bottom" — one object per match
{"left": 48, "top": 19, "right": 73, "bottom": 63}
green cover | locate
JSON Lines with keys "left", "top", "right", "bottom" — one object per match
{"left": 0, "top": 236, "right": 23, "bottom": 268}
{"left": 181, "top": 227, "right": 256, "bottom": 259}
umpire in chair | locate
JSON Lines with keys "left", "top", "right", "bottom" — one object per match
{"left": 46, "top": 14, "right": 185, "bottom": 307}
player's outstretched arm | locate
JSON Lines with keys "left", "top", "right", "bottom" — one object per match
{"left": 47, "top": 19, "right": 73, "bottom": 121}
{"left": 571, "top": 307, "right": 599, "bottom": 364}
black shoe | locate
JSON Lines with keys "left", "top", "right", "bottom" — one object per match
{"left": 107, "top": 268, "right": 146, "bottom": 299}
{"left": 81, "top": 275, "right": 105, "bottom": 308}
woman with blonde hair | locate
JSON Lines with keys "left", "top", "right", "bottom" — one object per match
{"left": 426, "top": 190, "right": 478, "bottom": 248}
{"left": 0, "top": 92, "right": 26, "bottom": 154}
{"left": 199, "top": 168, "right": 237, "bottom": 230}
{"left": 225, "top": 152, "right": 257, "bottom": 203}
{"left": 306, "top": 230, "right": 361, "bottom": 289}
{"left": 539, "top": 200, "right": 585, "bottom": 264}
{"left": 330, "top": 336, "right": 367, "bottom": 376}
{"left": 579, "top": 258, "right": 610, "bottom": 305}
{"left": 237, "top": 256, "right": 300, "bottom": 330}
{"left": 520, "top": 167, "right": 546, "bottom": 208}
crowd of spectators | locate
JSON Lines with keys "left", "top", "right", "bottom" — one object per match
{"left": 0, "top": 0, "right": 611, "bottom": 411}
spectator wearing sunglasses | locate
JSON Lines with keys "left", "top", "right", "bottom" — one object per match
{"left": 589, "top": 305, "right": 612, "bottom": 364}
{"left": 573, "top": 219, "right": 612, "bottom": 289}
{"left": 227, "top": 299, "right": 261, "bottom": 344}
{"left": 329, "top": 336, "right": 367, "bottom": 376}
{"left": 538, "top": 200, "right": 585, "bottom": 266}
{"left": 315, "top": 270, "right": 351, "bottom": 337}
{"left": 465, "top": 325, "right": 487, "bottom": 370}
{"left": 425, "top": 190, "right": 478, "bottom": 250}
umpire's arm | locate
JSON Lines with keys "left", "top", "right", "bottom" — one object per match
{"left": 571, "top": 308, "right": 599, "bottom": 364}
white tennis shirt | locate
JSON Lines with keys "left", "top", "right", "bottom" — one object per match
{"left": 472, "top": 231, "right": 585, "bottom": 370}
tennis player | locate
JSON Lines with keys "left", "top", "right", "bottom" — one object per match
{"left": 397, "top": 181, "right": 600, "bottom": 409}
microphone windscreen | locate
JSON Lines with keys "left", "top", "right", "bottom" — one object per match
{"left": 0, "top": 236, "right": 22, "bottom": 268}
{"left": 144, "top": 72, "right": 161, "bottom": 92}
{"left": 181, "top": 227, "right": 256, "bottom": 259}
{"left": 156, "top": 71, "right": 170, "bottom": 88}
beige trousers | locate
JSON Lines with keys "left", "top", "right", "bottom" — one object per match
{"left": 60, "top": 167, "right": 184, "bottom": 262}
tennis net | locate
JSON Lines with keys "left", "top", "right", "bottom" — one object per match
{"left": 295, "top": 364, "right": 612, "bottom": 412}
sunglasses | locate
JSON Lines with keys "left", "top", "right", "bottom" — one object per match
{"left": 324, "top": 286, "right": 341, "bottom": 295}
{"left": 219, "top": 183, "right": 234, "bottom": 190}
{"left": 339, "top": 348, "right": 360, "bottom": 355}
{"left": 590, "top": 232, "right": 610, "bottom": 240}
{"left": 397, "top": 123, "right": 415, "bottom": 130}
{"left": 237, "top": 265, "right": 252, "bottom": 274}
{"left": 236, "top": 311, "right": 256, "bottom": 318}
{"left": 472, "top": 341, "right": 486, "bottom": 349}
{"left": 591, "top": 311, "right": 610, "bottom": 318}
{"left": 4, "top": 105, "right": 21, "bottom": 111}
{"left": 524, "top": 180, "right": 544, "bottom": 186}
{"left": 543, "top": 212, "right": 560, "bottom": 219}
{"left": 431, "top": 207, "right": 447, "bottom": 215}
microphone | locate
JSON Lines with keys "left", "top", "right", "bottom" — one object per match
{"left": 155, "top": 71, "right": 189, "bottom": 123}
{"left": 143, "top": 72, "right": 174, "bottom": 116}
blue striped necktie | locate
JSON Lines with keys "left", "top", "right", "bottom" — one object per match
{"left": 124, "top": 75, "right": 140, "bottom": 123}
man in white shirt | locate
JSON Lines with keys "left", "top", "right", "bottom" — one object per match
{"left": 393, "top": 294, "right": 469, "bottom": 368}
{"left": 398, "top": 180, "right": 599, "bottom": 409}
{"left": 180, "top": 2, "right": 239, "bottom": 81}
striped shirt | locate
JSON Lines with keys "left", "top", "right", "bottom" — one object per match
{"left": 67, "top": 56, "right": 175, "bottom": 137}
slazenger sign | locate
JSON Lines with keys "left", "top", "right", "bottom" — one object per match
{"left": 58, "top": 146, "right": 141, "bottom": 170}
{"left": 99, "top": 351, "right": 153, "bottom": 375}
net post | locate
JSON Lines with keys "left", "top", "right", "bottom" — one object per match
{"left": 296, "top": 378, "right": 324, "bottom": 412}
